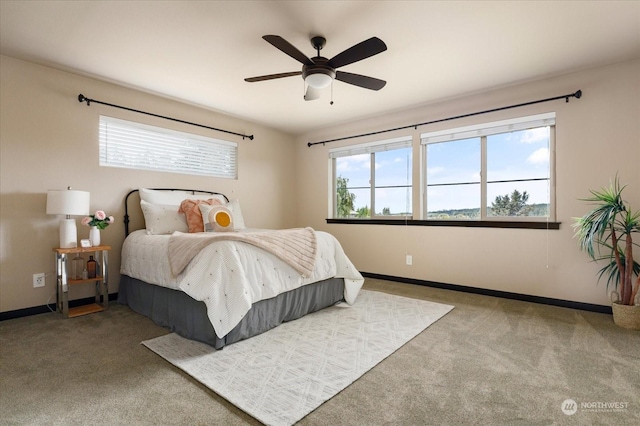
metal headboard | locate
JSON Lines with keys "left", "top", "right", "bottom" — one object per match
{"left": 124, "top": 188, "right": 230, "bottom": 236}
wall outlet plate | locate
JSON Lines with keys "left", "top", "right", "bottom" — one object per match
{"left": 406, "top": 255, "right": 412, "bottom": 266}
{"left": 33, "top": 273, "right": 45, "bottom": 288}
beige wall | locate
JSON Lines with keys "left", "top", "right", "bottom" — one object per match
{"left": 0, "top": 55, "right": 297, "bottom": 312}
{"left": 294, "top": 59, "right": 640, "bottom": 306}
{"left": 2, "top": 55, "right": 638, "bottom": 313}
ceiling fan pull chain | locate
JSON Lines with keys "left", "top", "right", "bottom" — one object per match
{"left": 330, "top": 81, "right": 334, "bottom": 105}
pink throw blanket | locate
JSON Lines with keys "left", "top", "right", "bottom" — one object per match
{"left": 168, "top": 227, "right": 317, "bottom": 278}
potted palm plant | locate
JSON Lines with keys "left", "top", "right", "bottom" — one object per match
{"left": 573, "top": 176, "right": 640, "bottom": 330}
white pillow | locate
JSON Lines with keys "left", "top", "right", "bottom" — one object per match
{"left": 139, "top": 188, "right": 227, "bottom": 206}
{"left": 140, "top": 200, "right": 188, "bottom": 235}
{"left": 199, "top": 204, "right": 234, "bottom": 232}
{"left": 227, "top": 199, "right": 246, "bottom": 230}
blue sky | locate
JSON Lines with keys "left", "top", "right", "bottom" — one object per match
{"left": 337, "top": 127, "right": 550, "bottom": 214}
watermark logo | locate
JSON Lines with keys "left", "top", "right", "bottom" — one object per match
{"left": 561, "top": 398, "right": 630, "bottom": 415}
{"left": 561, "top": 399, "right": 578, "bottom": 416}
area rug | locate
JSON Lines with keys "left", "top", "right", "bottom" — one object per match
{"left": 142, "top": 289, "right": 454, "bottom": 426}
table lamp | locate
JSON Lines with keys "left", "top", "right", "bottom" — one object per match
{"left": 46, "top": 187, "right": 90, "bottom": 248}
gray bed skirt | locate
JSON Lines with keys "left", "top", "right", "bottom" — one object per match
{"left": 118, "top": 275, "right": 345, "bottom": 349}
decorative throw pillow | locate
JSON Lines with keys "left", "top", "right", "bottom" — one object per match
{"left": 199, "top": 204, "right": 234, "bottom": 232}
{"left": 179, "top": 198, "right": 223, "bottom": 233}
{"left": 140, "top": 200, "right": 188, "bottom": 235}
{"left": 199, "top": 200, "right": 246, "bottom": 231}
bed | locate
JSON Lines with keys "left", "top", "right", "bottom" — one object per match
{"left": 118, "top": 188, "right": 364, "bottom": 349}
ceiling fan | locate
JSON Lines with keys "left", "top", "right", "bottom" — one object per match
{"left": 245, "top": 35, "right": 387, "bottom": 101}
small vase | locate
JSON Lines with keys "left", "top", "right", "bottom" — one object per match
{"left": 89, "top": 226, "right": 101, "bottom": 247}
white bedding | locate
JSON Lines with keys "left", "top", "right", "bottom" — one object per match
{"left": 120, "top": 229, "right": 364, "bottom": 337}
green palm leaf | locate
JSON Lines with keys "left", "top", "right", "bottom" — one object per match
{"left": 573, "top": 175, "right": 639, "bottom": 305}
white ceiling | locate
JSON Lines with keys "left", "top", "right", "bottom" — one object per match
{"left": 1, "top": 1, "right": 639, "bottom": 136}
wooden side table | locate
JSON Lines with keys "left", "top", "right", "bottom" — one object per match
{"left": 53, "top": 245, "right": 111, "bottom": 318}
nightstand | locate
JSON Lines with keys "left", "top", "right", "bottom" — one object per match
{"left": 53, "top": 245, "right": 111, "bottom": 318}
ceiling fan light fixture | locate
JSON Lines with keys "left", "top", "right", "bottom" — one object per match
{"left": 305, "top": 72, "right": 333, "bottom": 89}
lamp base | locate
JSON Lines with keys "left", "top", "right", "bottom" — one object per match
{"left": 59, "top": 218, "right": 78, "bottom": 248}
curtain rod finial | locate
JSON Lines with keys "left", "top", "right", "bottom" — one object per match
{"left": 78, "top": 94, "right": 90, "bottom": 105}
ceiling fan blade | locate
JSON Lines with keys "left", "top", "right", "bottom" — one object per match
{"left": 244, "top": 71, "right": 302, "bottom": 82}
{"left": 335, "top": 71, "right": 386, "bottom": 90}
{"left": 328, "top": 37, "right": 387, "bottom": 69}
{"left": 263, "top": 35, "right": 314, "bottom": 66}
{"left": 304, "top": 86, "right": 321, "bottom": 101}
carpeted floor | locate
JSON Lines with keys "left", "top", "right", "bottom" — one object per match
{"left": 1, "top": 278, "right": 638, "bottom": 425}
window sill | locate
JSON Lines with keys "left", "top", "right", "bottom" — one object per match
{"left": 326, "top": 218, "right": 560, "bottom": 229}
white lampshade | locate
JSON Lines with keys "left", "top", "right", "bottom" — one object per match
{"left": 305, "top": 73, "right": 332, "bottom": 89}
{"left": 47, "top": 188, "right": 90, "bottom": 248}
{"left": 46, "top": 189, "right": 90, "bottom": 216}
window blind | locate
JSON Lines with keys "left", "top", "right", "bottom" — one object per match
{"left": 99, "top": 116, "right": 237, "bottom": 179}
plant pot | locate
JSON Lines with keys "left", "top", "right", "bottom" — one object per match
{"left": 611, "top": 302, "right": 640, "bottom": 330}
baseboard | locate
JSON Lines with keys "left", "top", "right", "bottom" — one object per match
{"left": 361, "top": 272, "right": 613, "bottom": 314}
{"left": 0, "top": 293, "right": 119, "bottom": 321}
{"left": 3, "top": 275, "right": 613, "bottom": 320}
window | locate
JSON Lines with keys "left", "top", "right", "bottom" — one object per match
{"left": 422, "top": 113, "right": 555, "bottom": 221}
{"left": 329, "top": 137, "right": 412, "bottom": 219}
{"left": 99, "top": 116, "right": 238, "bottom": 179}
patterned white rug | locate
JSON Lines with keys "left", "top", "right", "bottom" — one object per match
{"left": 142, "top": 289, "right": 454, "bottom": 426}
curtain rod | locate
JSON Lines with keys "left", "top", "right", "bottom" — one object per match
{"left": 307, "top": 89, "right": 582, "bottom": 147}
{"left": 77, "top": 94, "right": 254, "bottom": 140}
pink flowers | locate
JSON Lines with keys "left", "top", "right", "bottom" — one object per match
{"left": 82, "top": 210, "right": 115, "bottom": 230}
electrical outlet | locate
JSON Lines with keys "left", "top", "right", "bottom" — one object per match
{"left": 406, "top": 255, "right": 412, "bottom": 266}
{"left": 33, "top": 273, "right": 45, "bottom": 288}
